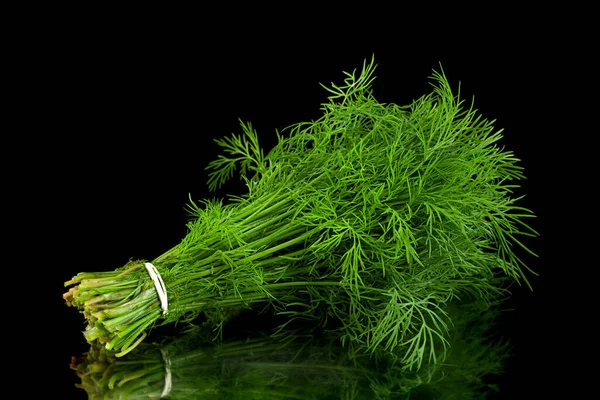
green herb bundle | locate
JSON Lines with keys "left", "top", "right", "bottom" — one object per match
{"left": 64, "top": 57, "right": 536, "bottom": 370}
{"left": 70, "top": 299, "right": 509, "bottom": 399}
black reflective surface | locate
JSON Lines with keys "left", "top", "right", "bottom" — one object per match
{"left": 59, "top": 293, "right": 549, "bottom": 399}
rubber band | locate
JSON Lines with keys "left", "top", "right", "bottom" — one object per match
{"left": 144, "top": 262, "right": 168, "bottom": 316}
{"left": 160, "top": 348, "right": 172, "bottom": 398}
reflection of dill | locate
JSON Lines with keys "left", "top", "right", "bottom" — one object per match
{"left": 71, "top": 299, "right": 510, "bottom": 399}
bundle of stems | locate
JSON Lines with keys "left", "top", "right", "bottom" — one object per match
{"left": 70, "top": 299, "right": 510, "bottom": 399}
{"left": 64, "top": 57, "right": 536, "bottom": 371}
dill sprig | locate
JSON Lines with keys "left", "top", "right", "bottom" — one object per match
{"left": 64, "top": 57, "right": 537, "bottom": 371}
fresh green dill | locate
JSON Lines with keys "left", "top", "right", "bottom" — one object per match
{"left": 64, "top": 56, "right": 537, "bottom": 372}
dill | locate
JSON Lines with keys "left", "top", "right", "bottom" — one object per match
{"left": 64, "top": 56, "right": 537, "bottom": 372}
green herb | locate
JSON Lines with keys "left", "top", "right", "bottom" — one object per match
{"left": 64, "top": 57, "right": 537, "bottom": 371}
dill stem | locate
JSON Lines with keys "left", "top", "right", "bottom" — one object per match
{"left": 167, "top": 227, "right": 319, "bottom": 289}
{"left": 237, "top": 207, "right": 296, "bottom": 241}
{"left": 168, "top": 265, "right": 231, "bottom": 286}
{"left": 263, "top": 280, "right": 342, "bottom": 290}
{"left": 243, "top": 225, "right": 319, "bottom": 263}
{"left": 220, "top": 191, "right": 294, "bottom": 231}
{"left": 239, "top": 192, "right": 294, "bottom": 222}
{"left": 253, "top": 248, "right": 308, "bottom": 266}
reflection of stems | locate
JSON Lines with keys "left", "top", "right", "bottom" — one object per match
{"left": 71, "top": 299, "right": 511, "bottom": 399}
{"left": 72, "top": 328, "right": 372, "bottom": 399}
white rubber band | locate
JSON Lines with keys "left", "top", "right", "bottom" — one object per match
{"left": 144, "top": 262, "right": 168, "bottom": 316}
{"left": 160, "top": 348, "right": 172, "bottom": 398}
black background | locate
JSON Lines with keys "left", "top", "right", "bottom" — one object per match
{"left": 12, "top": 8, "right": 567, "bottom": 399}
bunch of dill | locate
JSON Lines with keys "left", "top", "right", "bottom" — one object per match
{"left": 64, "top": 57, "right": 536, "bottom": 372}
